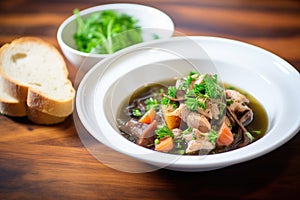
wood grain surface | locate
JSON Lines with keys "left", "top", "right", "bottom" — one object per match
{"left": 0, "top": 0, "right": 299, "bottom": 199}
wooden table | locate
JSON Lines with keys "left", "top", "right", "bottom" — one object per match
{"left": 1, "top": 0, "right": 299, "bottom": 199}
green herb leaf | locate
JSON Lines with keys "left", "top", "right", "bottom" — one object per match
{"left": 132, "top": 109, "right": 142, "bottom": 117}
{"left": 193, "top": 83, "right": 206, "bottom": 95}
{"left": 208, "top": 129, "right": 218, "bottom": 144}
{"left": 226, "top": 99, "right": 234, "bottom": 105}
{"left": 203, "top": 74, "right": 223, "bottom": 99}
{"left": 145, "top": 98, "right": 159, "bottom": 111}
{"left": 185, "top": 97, "right": 202, "bottom": 111}
{"left": 161, "top": 96, "right": 170, "bottom": 106}
{"left": 179, "top": 72, "right": 199, "bottom": 90}
{"left": 155, "top": 125, "right": 174, "bottom": 139}
{"left": 167, "top": 86, "right": 177, "bottom": 98}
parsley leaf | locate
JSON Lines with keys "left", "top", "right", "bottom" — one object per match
{"left": 193, "top": 83, "right": 206, "bottom": 95}
{"left": 167, "top": 86, "right": 177, "bottom": 98}
{"left": 203, "top": 74, "right": 224, "bottom": 99}
{"left": 185, "top": 97, "right": 202, "bottom": 111}
{"left": 160, "top": 86, "right": 177, "bottom": 106}
{"left": 208, "top": 129, "right": 218, "bottom": 144}
{"left": 145, "top": 98, "right": 159, "bottom": 111}
{"left": 155, "top": 125, "right": 174, "bottom": 139}
{"left": 132, "top": 109, "right": 142, "bottom": 117}
{"left": 161, "top": 96, "right": 170, "bottom": 106}
{"left": 179, "top": 71, "right": 200, "bottom": 90}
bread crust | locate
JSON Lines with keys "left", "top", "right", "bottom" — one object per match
{"left": 0, "top": 37, "right": 75, "bottom": 124}
{"left": 27, "top": 107, "right": 67, "bottom": 125}
{"left": 0, "top": 100, "right": 27, "bottom": 117}
{"left": 1, "top": 74, "right": 28, "bottom": 101}
{"left": 27, "top": 86, "right": 75, "bottom": 117}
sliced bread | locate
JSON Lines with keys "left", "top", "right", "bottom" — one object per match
{"left": 27, "top": 107, "right": 67, "bottom": 125}
{"left": 0, "top": 37, "right": 75, "bottom": 118}
{"left": 0, "top": 75, "right": 27, "bottom": 117}
{"left": 0, "top": 74, "right": 66, "bottom": 124}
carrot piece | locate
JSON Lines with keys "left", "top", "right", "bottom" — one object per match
{"left": 139, "top": 107, "right": 156, "bottom": 124}
{"left": 216, "top": 122, "right": 234, "bottom": 146}
{"left": 155, "top": 136, "right": 174, "bottom": 152}
{"left": 161, "top": 105, "right": 181, "bottom": 130}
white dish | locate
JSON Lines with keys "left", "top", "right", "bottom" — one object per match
{"left": 75, "top": 36, "right": 300, "bottom": 172}
{"left": 57, "top": 3, "right": 174, "bottom": 70}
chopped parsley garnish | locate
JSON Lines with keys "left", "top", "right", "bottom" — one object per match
{"left": 145, "top": 98, "right": 159, "bottom": 111}
{"left": 208, "top": 129, "right": 218, "bottom": 144}
{"left": 179, "top": 71, "right": 199, "bottom": 90}
{"left": 161, "top": 96, "right": 170, "bottom": 105}
{"left": 180, "top": 73, "right": 224, "bottom": 111}
{"left": 226, "top": 99, "right": 234, "bottom": 105}
{"left": 193, "top": 83, "right": 206, "bottom": 95}
{"left": 155, "top": 125, "right": 174, "bottom": 139}
{"left": 161, "top": 86, "right": 178, "bottom": 108}
{"left": 167, "top": 86, "right": 177, "bottom": 98}
{"left": 185, "top": 97, "right": 205, "bottom": 111}
{"left": 132, "top": 108, "right": 142, "bottom": 117}
{"left": 203, "top": 74, "right": 224, "bottom": 99}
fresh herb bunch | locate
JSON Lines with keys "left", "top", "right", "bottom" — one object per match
{"left": 73, "top": 9, "right": 143, "bottom": 54}
{"left": 181, "top": 73, "right": 225, "bottom": 111}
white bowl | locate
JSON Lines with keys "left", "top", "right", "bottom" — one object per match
{"left": 76, "top": 36, "right": 300, "bottom": 172}
{"left": 57, "top": 3, "right": 174, "bottom": 70}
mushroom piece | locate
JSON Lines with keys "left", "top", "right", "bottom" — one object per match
{"left": 120, "top": 119, "right": 157, "bottom": 147}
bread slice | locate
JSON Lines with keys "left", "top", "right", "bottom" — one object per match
{"left": 0, "top": 37, "right": 75, "bottom": 117}
{"left": 1, "top": 74, "right": 66, "bottom": 124}
{"left": 0, "top": 75, "right": 27, "bottom": 117}
{"left": 27, "top": 107, "right": 67, "bottom": 125}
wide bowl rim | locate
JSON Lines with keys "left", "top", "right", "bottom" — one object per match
{"left": 76, "top": 36, "right": 300, "bottom": 171}
{"left": 56, "top": 3, "right": 175, "bottom": 59}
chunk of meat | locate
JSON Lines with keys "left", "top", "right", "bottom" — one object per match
{"left": 229, "top": 101, "right": 250, "bottom": 113}
{"left": 226, "top": 89, "right": 253, "bottom": 126}
{"left": 121, "top": 119, "right": 157, "bottom": 147}
{"left": 172, "top": 128, "right": 182, "bottom": 139}
{"left": 179, "top": 104, "right": 211, "bottom": 132}
{"left": 182, "top": 131, "right": 194, "bottom": 143}
{"left": 198, "top": 98, "right": 213, "bottom": 119}
{"left": 185, "top": 129, "right": 215, "bottom": 154}
{"left": 197, "top": 98, "right": 221, "bottom": 120}
{"left": 225, "top": 89, "right": 249, "bottom": 104}
{"left": 186, "top": 112, "right": 211, "bottom": 132}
